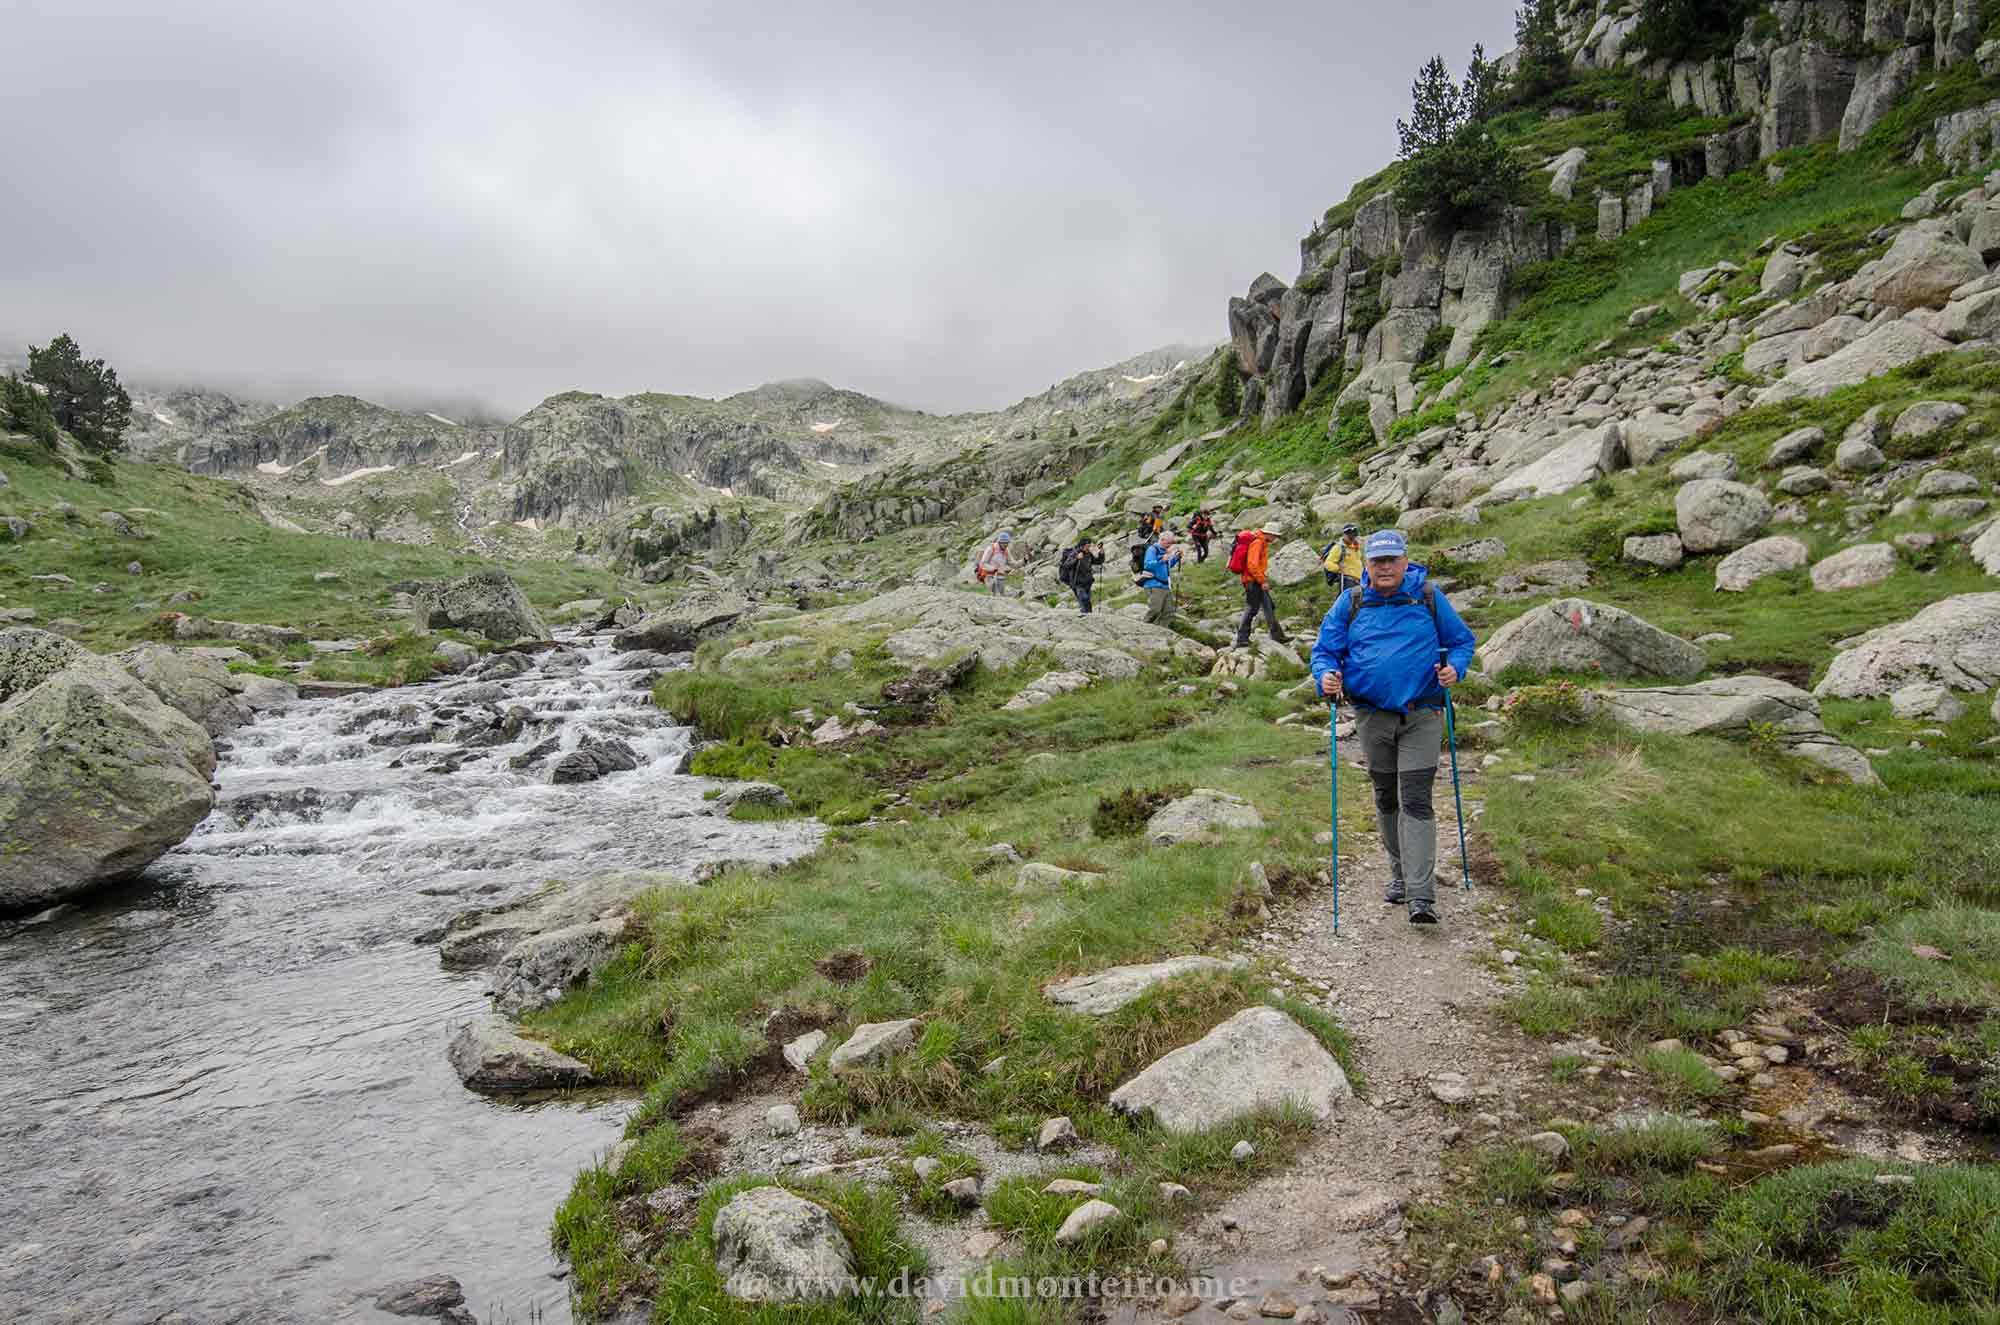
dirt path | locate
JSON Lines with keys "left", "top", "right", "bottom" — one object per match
{"left": 1107, "top": 769, "right": 1539, "bottom": 1322}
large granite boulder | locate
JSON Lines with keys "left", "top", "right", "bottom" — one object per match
{"left": 1108, "top": 1006, "right": 1352, "bottom": 1132}
{"left": 117, "top": 644, "right": 255, "bottom": 737}
{"left": 1267, "top": 538, "right": 1327, "bottom": 587}
{"left": 1974, "top": 520, "right": 2000, "bottom": 574}
{"left": 1676, "top": 479, "right": 1773, "bottom": 553}
{"left": 415, "top": 569, "right": 549, "bottom": 642}
{"left": 1587, "top": 675, "right": 1878, "bottom": 785}
{"left": 712, "top": 1186, "right": 857, "bottom": 1302}
{"left": 1847, "top": 222, "right": 1987, "bottom": 311}
{"left": 614, "top": 589, "right": 751, "bottom": 653}
{"left": 0, "top": 630, "right": 217, "bottom": 911}
{"left": 1755, "top": 320, "right": 1955, "bottom": 404}
{"left": 1814, "top": 593, "right": 2000, "bottom": 698}
{"left": 1480, "top": 599, "right": 1704, "bottom": 681}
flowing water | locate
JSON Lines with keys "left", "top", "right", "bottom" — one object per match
{"left": 0, "top": 633, "right": 824, "bottom": 1324}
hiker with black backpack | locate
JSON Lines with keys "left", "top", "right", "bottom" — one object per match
{"left": 1310, "top": 530, "right": 1476, "bottom": 926}
{"left": 1059, "top": 538, "right": 1105, "bottom": 614}
{"left": 1190, "top": 510, "right": 1216, "bottom": 563}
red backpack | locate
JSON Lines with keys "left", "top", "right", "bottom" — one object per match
{"left": 1225, "top": 530, "right": 1254, "bottom": 575}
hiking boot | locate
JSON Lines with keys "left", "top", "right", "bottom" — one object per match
{"left": 1383, "top": 885, "right": 1405, "bottom": 905}
{"left": 1270, "top": 631, "right": 1291, "bottom": 644}
{"left": 1409, "top": 904, "right": 1438, "bottom": 925}
{"left": 1232, "top": 637, "right": 1251, "bottom": 649}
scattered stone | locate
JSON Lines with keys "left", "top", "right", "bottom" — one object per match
{"left": 1042, "top": 1178, "right": 1102, "bottom": 1197}
{"left": 1109, "top": 1006, "right": 1351, "bottom": 1132}
{"left": 1764, "top": 427, "right": 1824, "bottom": 468}
{"left": 1015, "top": 861, "right": 1104, "bottom": 889}
{"left": 1715, "top": 536, "right": 1810, "bottom": 592}
{"left": 1622, "top": 533, "right": 1685, "bottom": 569}
{"left": 1053, "top": 1199, "right": 1123, "bottom": 1245}
{"left": 1893, "top": 400, "right": 1969, "bottom": 439}
{"left": 1811, "top": 543, "right": 1899, "bottom": 592}
{"left": 767, "top": 1104, "right": 801, "bottom": 1136}
{"left": 941, "top": 1177, "right": 981, "bottom": 1205}
{"left": 1587, "top": 675, "right": 1879, "bottom": 785}
{"left": 712, "top": 1186, "right": 857, "bottom": 1302}
{"left": 1037, "top": 1116, "right": 1079, "bottom": 1152}
{"left": 783, "top": 1030, "right": 826, "bottom": 1073}
{"left": 1917, "top": 469, "right": 1982, "bottom": 498}
{"left": 1146, "top": 788, "right": 1263, "bottom": 844}
{"left": 828, "top": 1019, "right": 920, "bottom": 1073}
{"left": 1890, "top": 681, "right": 1966, "bottom": 721}
{"left": 1670, "top": 451, "right": 1738, "bottom": 482}
{"left": 1677, "top": 479, "right": 1773, "bottom": 553}
{"left": 1525, "top": 1131, "right": 1572, "bottom": 1160}
{"left": 1231, "top": 1140, "right": 1256, "bottom": 1162}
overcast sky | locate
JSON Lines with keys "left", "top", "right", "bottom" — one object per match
{"left": 2, "top": 0, "right": 1514, "bottom": 417}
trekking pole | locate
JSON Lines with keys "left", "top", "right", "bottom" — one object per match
{"left": 1327, "top": 698, "right": 1341, "bottom": 936}
{"left": 1441, "top": 648, "right": 1473, "bottom": 892}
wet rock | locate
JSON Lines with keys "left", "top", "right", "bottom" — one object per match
{"left": 1109, "top": 1006, "right": 1351, "bottom": 1131}
{"left": 550, "top": 735, "right": 642, "bottom": 784}
{"left": 614, "top": 590, "right": 750, "bottom": 653}
{"left": 490, "top": 916, "right": 630, "bottom": 1014}
{"left": 1480, "top": 598, "right": 1704, "bottom": 680}
{"left": 446, "top": 1014, "right": 595, "bottom": 1092}
{"left": 712, "top": 1186, "right": 857, "bottom": 1301}
{"left": 707, "top": 782, "right": 791, "bottom": 816}
{"left": 414, "top": 569, "right": 548, "bottom": 643}
{"left": 1043, "top": 955, "right": 1248, "bottom": 1015}
{"left": 436, "top": 870, "right": 686, "bottom": 970}
{"left": 0, "top": 630, "right": 216, "bottom": 911}
{"left": 371, "top": 1274, "right": 478, "bottom": 1323}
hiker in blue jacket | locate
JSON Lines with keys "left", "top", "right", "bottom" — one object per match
{"left": 1140, "top": 530, "right": 1182, "bottom": 626}
{"left": 1310, "top": 530, "right": 1477, "bottom": 925}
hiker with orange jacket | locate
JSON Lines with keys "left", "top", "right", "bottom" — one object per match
{"left": 1228, "top": 525, "right": 1291, "bottom": 648}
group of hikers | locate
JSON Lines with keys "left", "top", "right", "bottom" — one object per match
{"left": 974, "top": 515, "right": 1477, "bottom": 925}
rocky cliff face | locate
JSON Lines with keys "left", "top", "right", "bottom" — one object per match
{"left": 179, "top": 394, "right": 487, "bottom": 479}
{"left": 1228, "top": 0, "right": 2000, "bottom": 444}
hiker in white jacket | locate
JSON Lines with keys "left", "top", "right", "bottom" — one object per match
{"left": 978, "top": 531, "right": 1015, "bottom": 596}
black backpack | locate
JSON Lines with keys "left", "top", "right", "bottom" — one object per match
{"left": 1058, "top": 546, "right": 1080, "bottom": 586}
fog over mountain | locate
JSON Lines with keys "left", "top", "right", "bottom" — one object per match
{"left": 0, "top": 0, "right": 1512, "bottom": 416}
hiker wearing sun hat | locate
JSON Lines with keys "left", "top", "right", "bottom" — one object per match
{"left": 1309, "top": 529, "right": 1477, "bottom": 925}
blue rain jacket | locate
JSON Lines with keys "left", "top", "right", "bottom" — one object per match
{"left": 1309, "top": 564, "right": 1477, "bottom": 713}
{"left": 1140, "top": 543, "right": 1179, "bottom": 590}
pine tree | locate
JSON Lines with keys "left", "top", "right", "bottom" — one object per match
{"left": 1395, "top": 50, "right": 1526, "bottom": 225}
{"left": 1512, "top": 0, "right": 1569, "bottom": 102}
{"left": 1396, "top": 56, "right": 1461, "bottom": 159}
{"left": 26, "top": 333, "right": 132, "bottom": 456}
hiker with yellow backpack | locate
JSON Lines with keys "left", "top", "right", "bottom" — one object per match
{"left": 1323, "top": 523, "right": 1364, "bottom": 592}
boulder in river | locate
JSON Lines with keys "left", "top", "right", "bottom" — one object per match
{"left": 371, "top": 1274, "right": 478, "bottom": 1324}
{"left": 490, "top": 916, "right": 632, "bottom": 1015}
{"left": 446, "top": 1014, "right": 596, "bottom": 1091}
{"left": 434, "top": 870, "right": 689, "bottom": 970}
{"left": 414, "top": 569, "right": 549, "bottom": 643}
{"left": 0, "top": 628, "right": 217, "bottom": 911}
{"left": 613, "top": 590, "right": 750, "bottom": 653}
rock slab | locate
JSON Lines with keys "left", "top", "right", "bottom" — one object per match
{"left": 1479, "top": 599, "right": 1704, "bottom": 680}
{"left": 447, "top": 1015, "right": 596, "bottom": 1092}
{"left": 1044, "top": 956, "right": 1249, "bottom": 1016}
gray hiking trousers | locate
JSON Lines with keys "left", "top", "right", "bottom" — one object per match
{"left": 1351, "top": 705, "right": 1443, "bottom": 905}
